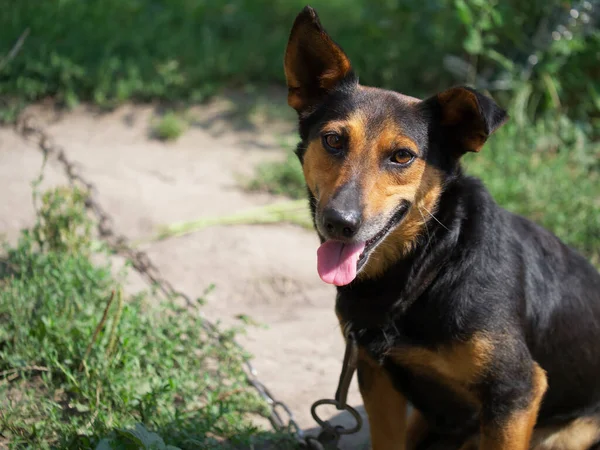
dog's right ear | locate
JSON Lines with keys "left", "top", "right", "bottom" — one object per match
{"left": 284, "top": 6, "right": 355, "bottom": 113}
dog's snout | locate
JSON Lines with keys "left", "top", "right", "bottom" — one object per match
{"left": 322, "top": 207, "right": 361, "bottom": 239}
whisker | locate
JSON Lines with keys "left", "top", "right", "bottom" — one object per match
{"left": 421, "top": 205, "right": 450, "bottom": 232}
{"left": 417, "top": 206, "right": 433, "bottom": 246}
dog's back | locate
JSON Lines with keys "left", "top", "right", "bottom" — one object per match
{"left": 510, "top": 209, "right": 600, "bottom": 424}
{"left": 445, "top": 174, "right": 600, "bottom": 425}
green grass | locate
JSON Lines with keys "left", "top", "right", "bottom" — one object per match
{"left": 1, "top": 0, "right": 597, "bottom": 127}
{"left": 0, "top": 187, "right": 295, "bottom": 449}
{"left": 152, "top": 112, "right": 187, "bottom": 141}
{"left": 466, "top": 116, "right": 600, "bottom": 265}
{"left": 145, "top": 199, "right": 312, "bottom": 244}
{"left": 246, "top": 153, "right": 305, "bottom": 200}
{"left": 248, "top": 117, "right": 600, "bottom": 267}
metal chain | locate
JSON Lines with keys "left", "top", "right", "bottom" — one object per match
{"left": 13, "top": 114, "right": 315, "bottom": 445}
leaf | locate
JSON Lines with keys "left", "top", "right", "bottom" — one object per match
{"left": 115, "top": 423, "right": 175, "bottom": 449}
{"left": 455, "top": 0, "right": 473, "bottom": 25}
{"left": 464, "top": 29, "right": 483, "bottom": 54}
{"left": 541, "top": 72, "right": 561, "bottom": 109}
{"left": 94, "top": 438, "right": 115, "bottom": 450}
{"left": 484, "top": 49, "right": 515, "bottom": 71}
{"left": 512, "top": 83, "right": 533, "bottom": 127}
{"left": 587, "top": 84, "right": 600, "bottom": 112}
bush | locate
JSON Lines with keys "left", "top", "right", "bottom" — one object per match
{"left": 1, "top": 0, "right": 597, "bottom": 129}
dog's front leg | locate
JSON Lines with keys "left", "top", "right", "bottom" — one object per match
{"left": 358, "top": 350, "right": 407, "bottom": 450}
{"left": 475, "top": 362, "right": 547, "bottom": 450}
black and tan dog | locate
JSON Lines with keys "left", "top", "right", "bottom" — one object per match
{"left": 284, "top": 6, "right": 600, "bottom": 450}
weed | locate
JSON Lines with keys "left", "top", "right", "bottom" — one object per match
{"left": 152, "top": 112, "right": 187, "bottom": 141}
{"left": 0, "top": 187, "right": 295, "bottom": 449}
{"left": 247, "top": 152, "right": 305, "bottom": 200}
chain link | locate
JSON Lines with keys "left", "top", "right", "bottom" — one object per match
{"left": 14, "top": 114, "right": 308, "bottom": 444}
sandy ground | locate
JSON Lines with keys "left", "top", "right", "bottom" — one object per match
{"left": 0, "top": 98, "right": 370, "bottom": 449}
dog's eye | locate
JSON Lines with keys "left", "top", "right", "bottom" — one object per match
{"left": 322, "top": 133, "right": 344, "bottom": 153}
{"left": 391, "top": 149, "right": 415, "bottom": 166}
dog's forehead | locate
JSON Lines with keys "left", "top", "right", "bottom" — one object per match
{"left": 320, "top": 86, "right": 427, "bottom": 146}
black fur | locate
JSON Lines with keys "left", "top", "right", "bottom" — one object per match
{"left": 286, "top": 7, "right": 600, "bottom": 448}
{"left": 295, "top": 81, "right": 600, "bottom": 447}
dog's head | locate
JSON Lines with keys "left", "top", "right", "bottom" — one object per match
{"left": 285, "top": 6, "right": 507, "bottom": 286}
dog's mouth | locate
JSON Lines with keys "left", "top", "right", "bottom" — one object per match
{"left": 357, "top": 205, "right": 408, "bottom": 268}
{"left": 316, "top": 205, "right": 409, "bottom": 286}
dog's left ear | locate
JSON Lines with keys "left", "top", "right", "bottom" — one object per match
{"left": 284, "top": 6, "right": 355, "bottom": 113}
{"left": 425, "top": 86, "right": 508, "bottom": 153}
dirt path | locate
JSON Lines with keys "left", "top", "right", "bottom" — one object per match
{"left": 0, "top": 99, "right": 370, "bottom": 449}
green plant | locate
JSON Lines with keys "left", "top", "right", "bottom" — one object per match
{"left": 0, "top": 1, "right": 597, "bottom": 129}
{"left": 150, "top": 199, "right": 312, "bottom": 243}
{"left": 247, "top": 152, "right": 305, "bottom": 199}
{"left": 451, "top": 0, "right": 599, "bottom": 129}
{"left": 465, "top": 114, "right": 600, "bottom": 266}
{"left": 152, "top": 112, "right": 187, "bottom": 141}
{"left": 0, "top": 186, "right": 295, "bottom": 449}
{"left": 30, "top": 186, "right": 92, "bottom": 255}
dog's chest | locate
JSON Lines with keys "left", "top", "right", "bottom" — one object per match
{"left": 385, "top": 345, "right": 483, "bottom": 433}
{"left": 356, "top": 330, "right": 491, "bottom": 434}
{"left": 337, "top": 287, "right": 489, "bottom": 433}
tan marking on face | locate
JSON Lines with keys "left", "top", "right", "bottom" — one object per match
{"left": 389, "top": 334, "right": 495, "bottom": 406}
{"left": 359, "top": 119, "right": 420, "bottom": 221}
{"left": 361, "top": 164, "right": 443, "bottom": 279}
{"left": 359, "top": 129, "right": 444, "bottom": 280}
{"left": 480, "top": 363, "right": 548, "bottom": 450}
{"left": 303, "top": 109, "right": 444, "bottom": 277}
{"left": 302, "top": 111, "right": 367, "bottom": 207}
{"left": 354, "top": 119, "right": 444, "bottom": 279}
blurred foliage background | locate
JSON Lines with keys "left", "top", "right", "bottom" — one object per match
{"left": 1, "top": 2, "right": 598, "bottom": 447}
{"left": 1, "top": 0, "right": 598, "bottom": 126}
{"left": 0, "top": 0, "right": 599, "bottom": 261}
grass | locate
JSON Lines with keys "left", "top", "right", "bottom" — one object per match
{"left": 1, "top": 0, "right": 597, "bottom": 128}
{"left": 246, "top": 153, "right": 305, "bottom": 200}
{"left": 0, "top": 187, "right": 296, "bottom": 449}
{"left": 247, "top": 117, "right": 600, "bottom": 267}
{"left": 465, "top": 115, "right": 600, "bottom": 266}
{"left": 144, "top": 199, "right": 312, "bottom": 244}
{"left": 152, "top": 112, "right": 187, "bottom": 141}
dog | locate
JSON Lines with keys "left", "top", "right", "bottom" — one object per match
{"left": 284, "top": 6, "right": 600, "bottom": 450}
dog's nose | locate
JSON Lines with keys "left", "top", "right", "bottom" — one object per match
{"left": 322, "top": 208, "right": 361, "bottom": 239}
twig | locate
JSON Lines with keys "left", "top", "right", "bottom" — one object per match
{"left": 79, "top": 290, "right": 115, "bottom": 372}
{"left": 0, "top": 365, "right": 49, "bottom": 378}
{"left": 0, "top": 28, "right": 30, "bottom": 72}
{"left": 105, "top": 288, "right": 123, "bottom": 360}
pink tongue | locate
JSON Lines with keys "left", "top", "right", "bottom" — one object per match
{"left": 317, "top": 240, "right": 366, "bottom": 286}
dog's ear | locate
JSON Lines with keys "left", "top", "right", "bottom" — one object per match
{"left": 426, "top": 86, "right": 508, "bottom": 153}
{"left": 284, "top": 6, "right": 355, "bottom": 113}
